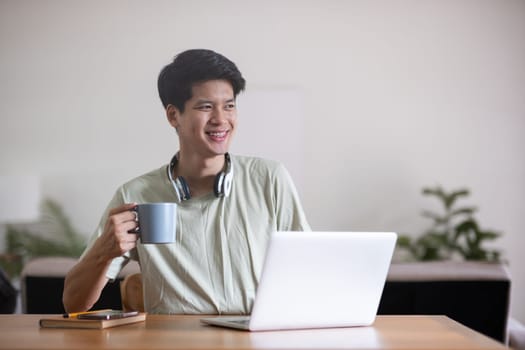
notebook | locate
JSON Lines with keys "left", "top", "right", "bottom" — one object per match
{"left": 200, "top": 231, "right": 397, "bottom": 331}
{"left": 39, "top": 313, "right": 146, "bottom": 329}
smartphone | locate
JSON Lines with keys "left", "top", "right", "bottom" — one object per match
{"left": 77, "top": 310, "right": 139, "bottom": 320}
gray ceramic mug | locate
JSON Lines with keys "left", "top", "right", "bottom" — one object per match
{"left": 134, "top": 203, "right": 177, "bottom": 244}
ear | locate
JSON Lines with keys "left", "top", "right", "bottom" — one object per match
{"left": 166, "top": 104, "right": 180, "bottom": 129}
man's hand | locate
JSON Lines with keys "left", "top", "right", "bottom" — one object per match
{"left": 96, "top": 202, "right": 140, "bottom": 258}
{"left": 63, "top": 202, "right": 139, "bottom": 313}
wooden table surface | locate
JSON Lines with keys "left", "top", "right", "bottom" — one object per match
{"left": 0, "top": 314, "right": 507, "bottom": 349}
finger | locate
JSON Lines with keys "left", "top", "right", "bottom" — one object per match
{"left": 112, "top": 222, "right": 139, "bottom": 248}
{"left": 114, "top": 219, "right": 139, "bottom": 235}
{"left": 123, "top": 230, "right": 140, "bottom": 242}
{"left": 122, "top": 220, "right": 139, "bottom": 235}
{"left": 108, "top": 209, "right": 138, "bottom": 228}
{"left": 108, "top": 202, "right": 137, "bottom": 217}
{"left": 118, "top": 209, "right": 138, "bottom": 223}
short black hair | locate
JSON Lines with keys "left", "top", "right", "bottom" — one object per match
{"left": 158, "top": 49, "right": 246, "bottom": 112}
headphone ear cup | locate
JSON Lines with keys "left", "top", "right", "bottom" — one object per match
{"left": 175, "top": 176, "right": 191, "bottom": 201}
{"left": 213, "top": 170, "right": 233, "bottom": 198}
{"left": 222, "top": 170, "right": 233, "bottom": 197}
{"left": 213, "top": 172, "right": 225, "bottom": 198}
{"left": 215, "top": 152, "right": 233, "bottom": 198}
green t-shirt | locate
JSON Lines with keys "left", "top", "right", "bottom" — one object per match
{"left": 84, "top": 155, "right": 310, "bottom": 314}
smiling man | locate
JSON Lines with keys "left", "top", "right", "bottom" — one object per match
{"left": 63, "top": 49, "right": 310, "bottom": 314}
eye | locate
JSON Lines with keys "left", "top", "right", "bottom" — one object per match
{"left": 225, "top": 102, "right": 236, "bottom": 110}
{"left": 196, "top": 104, "right": 212, "bottom": 111}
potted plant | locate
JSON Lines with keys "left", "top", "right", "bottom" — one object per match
{"left": 0, "top": 198, "right": 85, "bottom": 280}
{"left": 396, "top": 186, "right": 502, "bottom": 262}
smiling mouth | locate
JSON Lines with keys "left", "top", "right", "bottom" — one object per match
{"left": 206, "top": 130, "right": 229, "bottom": 141}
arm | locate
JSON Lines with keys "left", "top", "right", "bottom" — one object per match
{"left": 272, "top": 164, "right": 311, "bottom": 231}
{"left": 62, "top": 203, "right": 138, "bottom": 312}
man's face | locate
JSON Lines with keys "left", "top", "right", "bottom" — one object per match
{"left": 168, "top": 79, "right": 237, "bottom": 159}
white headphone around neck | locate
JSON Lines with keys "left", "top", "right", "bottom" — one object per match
{"left": 167, "top": 152, "right": 233, "bottom": 201}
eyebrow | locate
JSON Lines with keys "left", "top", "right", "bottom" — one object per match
{"left": 194, "top": 98, "right": 236, "bottom": 105}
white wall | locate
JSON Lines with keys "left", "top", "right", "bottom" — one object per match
{"left": 1, "top": 0, "right": 524, "bottom": 322}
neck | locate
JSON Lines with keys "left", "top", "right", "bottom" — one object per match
{"left": 174, "top": 153, "right": 225, "bottom": 197}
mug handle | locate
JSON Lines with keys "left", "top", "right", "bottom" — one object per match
{"left": 128, "top": 206, "right": 140, "bottom": 234}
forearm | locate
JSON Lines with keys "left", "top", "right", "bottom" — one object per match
{"left": 63, "top": 202, "right": 138, "bottom": 312}
{"left": 62, "top": 245, "right": 113, "bottom": 313}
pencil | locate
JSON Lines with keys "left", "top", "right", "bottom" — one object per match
{"left": 62, "top": 309, "right": 112, "bottom": 318}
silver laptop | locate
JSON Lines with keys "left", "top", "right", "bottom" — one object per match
{"left": 200, "top": 231, "right": 397, "bottom": 331}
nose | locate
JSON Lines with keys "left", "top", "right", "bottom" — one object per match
{"left": 210, "top": 107, "right": 228, "bottom": 124}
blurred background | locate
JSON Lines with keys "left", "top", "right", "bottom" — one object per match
{"left": 1, "top": 0, "right": 524, "bottom": 322}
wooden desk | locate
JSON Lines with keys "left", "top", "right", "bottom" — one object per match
{"left": 0, "top": 314, "right": 507, "bottom": 349}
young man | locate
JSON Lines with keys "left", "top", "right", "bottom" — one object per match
{"left": 63, "top": 49, "right": 310, "bottom": 314}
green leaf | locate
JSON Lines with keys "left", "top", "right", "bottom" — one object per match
{"left": 443, "top": 189, "right": 469, "bottom": 210}
{"left": 422, "top": 186, "right": 447, "bottom": 202}
{"left": 396, "top": 236, "right": 412, "bottom": 247}
{"left": 422, "top": 186, "right": 470, "bottom": 211}
{"left": 478, "top": 231, "right": 501, "bottom": 240}
{"left": 449, "top": 206, "right": 477, "bottom": 217}
{"left": 455, "top": 219, "right": 478, "bottom": 234}
{"left": 421, "top": 210, "right": 447, "bottom": 225}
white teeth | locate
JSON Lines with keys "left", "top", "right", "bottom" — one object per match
{"left": 208, "top": 131, "right": 226, "bottom": 137}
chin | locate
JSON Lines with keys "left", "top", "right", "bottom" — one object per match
{"left": 211, "top": 144, "right": 231, "bottom": 155}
